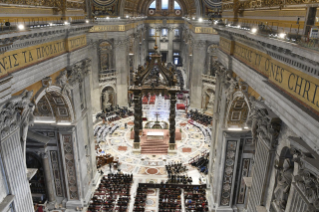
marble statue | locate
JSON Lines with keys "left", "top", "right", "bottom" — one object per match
{"left": 202, "top": 88, "right": 214, "bottom": 115}
{"left": 225, "top": 73, "right": 238, "bottom": 102}
{"left": 246, "top": 96, "right": 264, "bottom": 144}
{"left": 102, "top": 90, "right": 112, "bottom": 110}
{"left": 273, "top": 159, "right": 293, "bottom": 210}
{"left": 57, "top": 70, "right": 72, "bottom": 97}
{"left": 206, "top": 90, "right": 215, "bottom": 105}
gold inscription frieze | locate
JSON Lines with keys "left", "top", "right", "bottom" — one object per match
{"left": 229, "top": 41, "right": 319, "bottom": 114}
{"left": 219, "top": 37, "right": 234, "bottom": 54}
{"left": 194, "top": 27, "right": 217, "bottom": 34}
{"left": 89, "top": 25, "right": 125, "bottom": 32}
{"left": 0, "top": 35, "right": 87, "bottom": 78}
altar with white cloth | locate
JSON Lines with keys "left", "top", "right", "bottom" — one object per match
{"left": 146, "top": 131, "right": 165, "bottom": 140}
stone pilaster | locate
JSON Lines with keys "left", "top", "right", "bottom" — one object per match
{"left": 115, "top": 38, "right": 129, "bottom": 107}
{"left": 42, "top": 152, "right": 56, "bottom": 203}
{"left": 208, "top": 64, "right": 227, "bottom": 204}
{"left": 0, "top": 95, "right": 34, "bottom": 212}
{"left": 190, "top": 40, "right": 206, "bottom": 109}
{"left": 246, "top": 109, "right": 281, "bottom": 212}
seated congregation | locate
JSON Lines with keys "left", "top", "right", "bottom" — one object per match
{"left": 133, "top": 183, "right": 208, "bottom": 212}
{"left": 88, "top": 173, "right": 133, "bottom": 212}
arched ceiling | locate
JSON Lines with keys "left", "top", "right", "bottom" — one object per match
{"left": 124, "top": 0, "right": 198, "bottom": 16}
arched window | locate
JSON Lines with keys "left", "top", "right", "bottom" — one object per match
{"left": 149, "top": 1, "right": 156, "bottom": 9}
{"left": 174, "top": 1, "right": 181, "bottom": 10}
{"left": 162, "top": 0, "right": 169, "bottom": 9}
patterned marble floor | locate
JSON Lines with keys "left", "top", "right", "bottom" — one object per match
{"left": 90, "top": 96, "right": 212, "bottom": 212}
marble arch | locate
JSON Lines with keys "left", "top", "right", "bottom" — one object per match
{"left": 34, "top": 85, "right": 75, "bottom": 123}
{"left": 225, "top": 90, "right": 251, "bottom": 129}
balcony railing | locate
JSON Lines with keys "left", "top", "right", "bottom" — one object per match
{"left": 99, "top": 70, "right": 117, "bottom": 83}
{"left": 221, "top": 23, "right": 319, "bottom": 52}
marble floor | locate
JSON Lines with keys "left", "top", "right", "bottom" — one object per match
{"left": 87, "top": 95, "right": 212, "bottom": 212}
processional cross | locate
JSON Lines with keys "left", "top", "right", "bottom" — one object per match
{"left": 155, "top": 113, "right": 160, "bottom": 122}
{"left": 151, "top": 32, "right": 160, "bottom": 51}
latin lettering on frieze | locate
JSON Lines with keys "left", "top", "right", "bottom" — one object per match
{"left": 230, "top": 41, "right": 319, "bottom": 114}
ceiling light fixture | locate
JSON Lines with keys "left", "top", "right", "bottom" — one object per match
{"left": 251, "top": 28, "right": 257, "bottom": 33}
{"left": 227, "top": 127, "right": 243, "bottom": 131}
{"left": 18, "top": 24, "right": 25, "bottom": 30}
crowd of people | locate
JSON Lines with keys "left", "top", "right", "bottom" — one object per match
{"left": 190, "top": 153, "right": 209, "bottom": 175}
{"left": 166, "top": 175, "right": 192, "bottom": 184}
{"left": 133, "top": 186, "right": 147, "bottom": 211}
{"left": 184, "top": 186, "right": 208, "bottom": 212}
{"left": 88, "top": 173, "right": 133, "bottom": 212}
{"left": 132, "top": 183, "right": 208, "bottom": 212}
{"left": 96, "top": 105, "right": 133, "bottom": 123}
{"left": 188, "top": 110, "right": 212, "bottom": 126}
{"left": 165, "top": 163, "right": 188, "bottom": 175}
{"left": 159, "top": 186, "right": 182, "bottom": 212}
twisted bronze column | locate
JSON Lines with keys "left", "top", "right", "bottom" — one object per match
{"left": 169, "top": 91, "right": 177, "bottom": 150}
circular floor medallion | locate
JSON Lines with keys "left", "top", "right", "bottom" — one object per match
{"left": 146, "top": 168, "right": 159, "bottom": 175}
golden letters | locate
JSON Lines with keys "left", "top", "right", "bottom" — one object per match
{"left": 221, "top": 38, "right": 319, "bottom": 113}
{"left": 0, "top": 35, "right": 87, "bottom": 78}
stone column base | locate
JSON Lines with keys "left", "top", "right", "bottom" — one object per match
{"left": 133, "top": 142, "right": 140, "bottom": 149}
{"left": 45, "top": 201, "right": 57, "bottom": 210}
{"left": 169, "top": 143, "right": 176, "bottom": 150}
{"left": 168, "top": 143, "right": 177, "bottom": 155}
{"left": 66, "top": 200, "right": 83, "bottom": 209}
{"left": 133, "top": 142, "right": 141, "bottom": 154}
{"left": 168, "top": 149, "right": 177, "bottom": 155}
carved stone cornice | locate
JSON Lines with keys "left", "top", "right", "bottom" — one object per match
{"left": 0, "top": 25, "right": 92, "bottom": 53}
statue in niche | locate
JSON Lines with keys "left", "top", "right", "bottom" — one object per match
{"left": 203, "top": 88, "right": 215, "bottom": 115}
{"left": 56, "top": 70, "right": 73, "bottom": 98}
{"left": 273, "top": 159, "right": 294, "bottom": 210}
{"left": 225, "top": 73, "right": 238, "bottom": 102}
{"left": 102, "top": 88, "right": 114, "bottom": 111}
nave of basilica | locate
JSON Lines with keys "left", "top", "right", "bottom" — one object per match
{"left": 0, "top": 0, "right": 319, "bottom": 212}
